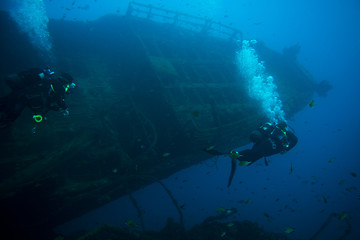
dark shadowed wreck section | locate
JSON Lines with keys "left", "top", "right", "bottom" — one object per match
{"left": 0, "top": 4, "right": 320, "bottom": 239}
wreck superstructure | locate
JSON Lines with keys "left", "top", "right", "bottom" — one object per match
{"left": 0, "top": 2, "right": 316, "bottom": 238}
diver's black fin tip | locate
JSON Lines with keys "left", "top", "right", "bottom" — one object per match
{"left": 227, "top": 158, "right": 237, "bottom": 188}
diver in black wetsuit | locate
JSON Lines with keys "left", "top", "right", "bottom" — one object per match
{"left": 227, "top": 121, "right": 298, "bottom": 186}
{"left": 204, "top": 121, "right": 298, "bottom": 187}
{"left": 0, "top": 68, "right": 75, "bottom": 128}
{"left": 234, "top": 122, "right": 298, "bottom": 164}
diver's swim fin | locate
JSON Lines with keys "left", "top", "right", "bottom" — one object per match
{"left": 227, "top": 158, "right": 237, "bottom": 187}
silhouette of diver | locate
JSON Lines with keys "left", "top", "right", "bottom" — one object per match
{"left": 205, "top": 121, "right": 298, "bottom": 187}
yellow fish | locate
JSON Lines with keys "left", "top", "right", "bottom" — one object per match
{"left": 239, "top": 160, "right": 251, "bottom": 166}
{"left": 226, "top": 209, "right": 233, "bottom": 214}
{"left": 309, "top": 100, "right": 315, "bottom": 108}
{"left": 192, "top": 111, "right": 200, "bottom": 117}
{"left": 338, "top": 212, "right": 348, "bottom": 220}
{"left": 226, "top": 222, "right": 234, "bottom": 227}
{"left": 284, "top": 227, "right": 295, "bottom": 234}
{"left": 162, "top": 152, "right": 171, "bottom": 157}
{"left": 125, "top": 220, "right": 137, "bottom": 227}
{"left": 321, "top": 195, "right": 328, "bottom": 203}
{"left": 216, "top": 207, "right": 226, "bottom": 212}
{"left": 205, "top": 145, "right": 215, "bottom": 151}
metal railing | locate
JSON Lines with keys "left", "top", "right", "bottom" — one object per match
{"left": 126, "top": 1, "right": 242, "bottom": 41}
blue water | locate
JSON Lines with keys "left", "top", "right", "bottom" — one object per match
{"left": 2, "top": 0, "right": 359, "bottom": 239}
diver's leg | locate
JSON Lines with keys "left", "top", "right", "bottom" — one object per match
{"left": 237, "top": 149, "right": 262, "bottom": 165}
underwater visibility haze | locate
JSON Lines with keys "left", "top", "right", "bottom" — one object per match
{"left": 0, "top": 0, "right": 359, "bottom": 240}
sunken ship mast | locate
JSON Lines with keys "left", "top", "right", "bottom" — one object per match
{"left": 0, "top": 2, "right": 316, "bottom": 238}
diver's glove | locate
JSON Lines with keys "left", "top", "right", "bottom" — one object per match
{"left": 229, "top": 151, "right": 241, "bottom": 159}
{"left": 63, "top": 108, "right": 69, "bottom": 116}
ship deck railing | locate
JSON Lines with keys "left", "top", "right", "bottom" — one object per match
{"left": 126, "top": 1, "right": 243, "bottom": 41}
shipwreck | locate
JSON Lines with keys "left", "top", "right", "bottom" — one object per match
{"left": 0, "top": 2, "right": 323, "bottom": 238}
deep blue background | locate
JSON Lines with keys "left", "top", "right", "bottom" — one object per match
{"left": 1, "top": 1, "right": 359, "bottom": 239}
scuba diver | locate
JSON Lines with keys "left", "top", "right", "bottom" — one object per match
{"left": 0, "top": 68, "right": 75, "bottom": 128}
{"left": 205, "top": 121, "right": 298, "bottom": 187}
